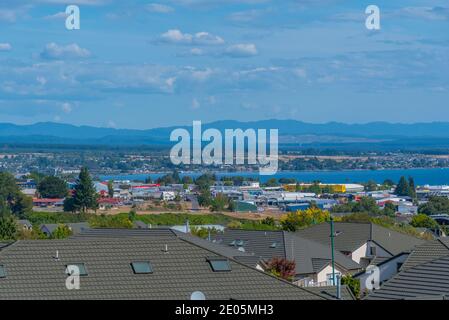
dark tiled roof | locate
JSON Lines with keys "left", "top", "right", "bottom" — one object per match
{"left": 73, "top": 228, "right": 262, "bottom": 267}
{"left": 295, "top": 222, "right": 424, "bottom": 255}
{"left": 400, "top": 238, "right": 449, "bottom": 271}
{"left": 211, "top": 229, "right": 360, "bottom": 275}
{"left": 211, "top": 229, "right": 285, "bottom": 260}
{"left": 369, "top": 256, "right": 390, "bottom": 266}
{"left": 367, "top": 255, "right": 449, "bottom": 300}
{"left": 296, "top": 222, "right": 370, "bottom": 253}
{"left": 0, "top": 242, "right": 13, "bottom": 250}
{"left": 40, "top": 222, "right": 90, "bottom": 235}
{"left": 0, "top": 232, "right": 323, "bottom": 300}
{"left": 371, "top": 224, "right": 425, "bottom": 255}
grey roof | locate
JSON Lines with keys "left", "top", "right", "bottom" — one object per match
{"left": 369, "top": 256, "right": 391, "bottom": 266}
{"left": 132, "top": 221, "right": 148, "bottom": 229}
{"left": 400, "top": 238, "right": 449, "bottom": 271}
{"left": 295, "top": 222, "right": 425, "bottom": 255}
{"left": 0, "top": 242, "right": 12, "bottom": 250}
{"left": 211, "top": 229, "right": 360, "bottom": 276}
{"left": 306, "top": 285, "right": 355, "bottom": 300}
{"left": 17, "top": 219, "right": 32, "bottom": 228}
{"left": 40, "top": 222, "right": 90, "bottom": 235}
{"left": 72, "top": 228, "right": 263, "bottom": 268}
{"left": 367, "top": 255, "right": 449, "bottom": 300}
{"left": 0, "top": 230, "right": 324, "bottom": 300}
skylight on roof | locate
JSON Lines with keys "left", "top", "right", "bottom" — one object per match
{"left": 0, "top": 265, "right": 5, "bottom": 278}
{"left": 66, "top": 263, "right": 88, "bottom": 276}
{"left": 270, "top": 242, "right": 277, "bottom": 248}
{"left": 207, "top": 257, "right": 232, "bottom": 272}
{"left": 131, "top": 261, "right": 153, "bottom": 274}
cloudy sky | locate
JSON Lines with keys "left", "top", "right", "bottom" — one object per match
{"left": 0, "top": 0, "right": 448, "bottom": 129}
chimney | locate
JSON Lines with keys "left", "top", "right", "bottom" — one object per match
{"left": 336, "top": 274, "right": 341, "bottom": 300}
{"left": 185, "top": 219, "right": 190, "bottom": 233}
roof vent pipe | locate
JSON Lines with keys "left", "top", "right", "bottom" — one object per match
{"left": 336, "top": 274, "right": 341, "bottom": 300}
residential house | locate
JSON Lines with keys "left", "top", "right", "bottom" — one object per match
{"left": 210, "top": 229, "right": 361, "bottom": 287}
{"left": 0, "top": 229, "right": 328, "bottom": 300}
{"left": 40, "top": 222, "right": 90, "bottom": 237}
{"left": 358, "top": 238, "right": 449, "bottom": 297}
{"left": 16, "top": 219, "right": 33, "bottom": 231}
{"left": 295, "top": 222, "right": 425, "bottom": 266}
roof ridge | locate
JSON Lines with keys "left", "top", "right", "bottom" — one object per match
{"left": 176, "top": 233, "right": 326, "bottom": 299}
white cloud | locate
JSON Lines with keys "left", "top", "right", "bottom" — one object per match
{"left": 190, "top": 48, "right": 204, "bottom": 55}
{"left": 190, "top": 68, "right": 214, "bottom": 81}
{"left": 159, "top": 29, "right": 224, "bottom": 45}
{"left": 44, "top": 12, "right": 68, "bottom": 20}
{"left": 194, "top": 32, "right": 224, "bottom": 45}
{"left": 40, "top": 43, "right": 91, "bottom": 60}
{"left": 191, "top": 98, "right": 200, "bottom": 109}
{"left": 160, "top": 29, "right": 193, "bottom": 44}
{"left": 0, "top": 43, "right": 12, "bottom": 51}
{"left": 225, "top": 43, "right": 258, "bottom": 57}
{"left": 146, "top": 3, "right": 174, "bottom": 13}
{"left": 0, "top": 9, "right": 17, "bottom": 22}
{"left": 61, "top": 102, "right": 72, "bottom": 113}
{"left": 36, "top": 76, "right": 47, "bottom": 85}
{"left": 399, "top": 6, "right": 449, "bottom": 20}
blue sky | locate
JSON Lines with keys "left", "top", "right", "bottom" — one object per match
{"left": 0, "top": 0, "right": 448, "bottom": 129}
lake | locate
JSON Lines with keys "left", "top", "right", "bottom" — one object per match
{"left": 100, "top": 168, "right": 449, "bottom": 185}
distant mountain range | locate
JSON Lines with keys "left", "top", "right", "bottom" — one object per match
{"left": 1, "top": 120, "right": 449, "bottom": 150}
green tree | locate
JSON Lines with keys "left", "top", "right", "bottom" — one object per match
{"left": 63, "top": 196, "right": 76, "bottom": 213}
{"left": 364, "top": 180, "right": 378, "bottom": 192}
{"left": 419, "top": 196, "right": 449, "bottom": 215}
{"left": 382, "top": 179, "right": 395, "bottom": 188}
{"left": 341, "top": 275, "right": 360, "bottom": 299}
{"left": 0, "top": 172, "right": 32, "bottom": 218}
{"left": 395, "top": 176, "right": 410, "bottom": 196}
{"left": 264, "top": 178, "right": 278, "bottom": 187}
{"left": 107, "top": 180, "right": 114, "bottom": 198}
{"left": 281, "top": 208, "right": 330, "bottom": 230}
{"left": 210, "top": 193, "right": 229, "bottom": 212}
{"left": 27, "top": 171, "right": 46, "bottom": 184}
{"left": 0, "top": 215, "right": 17, "bottom": 240}
{"left": 198, "top": 189, "right": 212, "bottom": 207}
{"left": 37, "top": 176, "right": 68, "bottom": 198}
{"left": 262, "top": 217, "right": 276, "bottom": 226}
{"left": 128, "top": 209, "right": 137, "bottom": 222}
{"left": 69, "top": 167, "right": 98, "bottom": 213}
{"left": 353, "top": 196, "right": 380, "bottom": 214}
{"left": 408, "top": 177, "right": 416, "bottom": 198}
{"left": 410, "top": 214, "right": 439, "bottom": 229}
{"left": 51, "top": 224, "right": 73, "bottom": 239}
{"left": 383, "top": 202, "right": 397, "bottom": 217}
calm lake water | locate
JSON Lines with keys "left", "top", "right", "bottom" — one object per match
{"left": 100, "top": 168, "right": 449, "bottom": 185}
